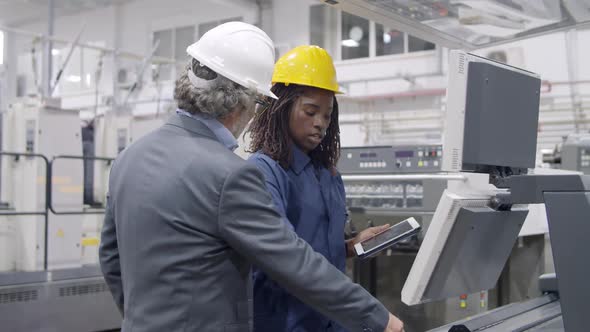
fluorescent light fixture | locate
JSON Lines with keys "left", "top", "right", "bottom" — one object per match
{"left": 51, "top": 49, "right": 61, "bottom": 56}
{"left": 66, "top": 75, "right": 81, "bottom": 83}
{"left": 86, "top": 73, "right": 91, "bottom": 85}
{"left": 0, "top": 31, "right": 4, "bottom": 65}
{"left": 341, "top": 39, "right": 359, "bottom": 47}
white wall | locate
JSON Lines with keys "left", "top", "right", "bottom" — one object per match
{"left": 271, "top": 0, "right": 316, "bottom": 54}
{"left": 3, "top": 1, "right": 590, "bottom": 152}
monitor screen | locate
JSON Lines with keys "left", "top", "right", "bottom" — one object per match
{"left": 361, "top": 222, "right": 414, "bottom": 252}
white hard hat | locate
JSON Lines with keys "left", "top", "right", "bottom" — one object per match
{"left": 186, "top": 21, "right": 277, "bottom": 99}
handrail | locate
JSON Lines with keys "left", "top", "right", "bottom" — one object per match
{"left": 48, "top": 155, "right": 115, "bottom": 215}
{"left": 0, "top": 151, "right": 50, "bottom": 270}
{"left": 341, "top": 173, "right": 466, "bottom": 182}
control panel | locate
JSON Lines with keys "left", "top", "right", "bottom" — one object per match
{"left": 338, "top": 145, "right": 443, "bottom": 174}
{"left": 562, "top": 140, "right": 590, "bottom": 175}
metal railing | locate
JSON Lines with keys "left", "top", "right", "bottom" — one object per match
{"left": 0, "top": 151, "right": 115, "bottom": 270}
{"left": 0, "top": 152, "right": 50, "bottom": 270}
{"left": 48, "top": 155, "right": 114, "bottom": 215}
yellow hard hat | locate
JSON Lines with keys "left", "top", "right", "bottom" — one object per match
{"left": 272, "top": 45, "right": 342, "bottom": 94}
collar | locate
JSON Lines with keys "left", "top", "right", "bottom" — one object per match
{"left": 291, "top": 144, "right": 312, "bottom": 175}
{"left": 176, "top": 109, "right": 238, "bottom": 152}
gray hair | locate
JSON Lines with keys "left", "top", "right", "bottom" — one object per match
{"left": 174, "top": 58, "right": 257, "bottom": 118}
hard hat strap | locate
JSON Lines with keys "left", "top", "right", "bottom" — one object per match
{"left": 187, "top": 69, "right": 220, "bottom": 90}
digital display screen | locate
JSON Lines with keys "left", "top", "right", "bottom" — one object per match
{"left": 395, "top": 150, "right": 414, "bottom": 158}
{"left": 361, "top": 221, "right": 415, "bottom": 252}
{"left": 360, "top": 152, "right": 378, "bottom": 158}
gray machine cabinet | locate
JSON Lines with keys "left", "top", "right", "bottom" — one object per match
{"left": 431, "top": 174, "right": 590, "bottom": 332}
{"left": 423, "top": 206, "right": 528, "bottom": 301}
{"left": 544, "top": 192, "right": 590, "bottom": 332}
{"left": 562, "top": 144, "right": 590, "bottom": 174}
{"left": 462, "top": 62, "right": 541, "bottom": 171}
{"left": 0, "top": 275, "right": 121, "bottom": 331}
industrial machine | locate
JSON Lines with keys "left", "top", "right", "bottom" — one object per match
{"left": 0, "top": 94, "right": 169, "bottom": 330}
{"left": 400, "top": 50, "right": 589, "bottom": 332}
{"left": 339, "top": 50, "right": 581, "bottom": 331}
{"left": 543, "top": 133, "right": 590, "bottom": 175}
{"left": 0, "top": 97, "right": 121, "bottom": 331}
{"left": 339, "top": 144, "right": 447, "bottom": 231}
{"left": 86, "top": 111, "right": 166, "bottom": 210}
{"left": 560, "top": 134, "right": 590, "bottom": 174}
{"left": 339, "top": 145, "right": 491, "bottom": 331}
{"left": 0, "top": 19, "right": 168, "bottom": 330}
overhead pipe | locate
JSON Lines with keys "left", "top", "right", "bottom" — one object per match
{"left": 339, "top": 88, "right": 446, "bottom": 102}
{"left": 50, "top": 25, "right": 85, "bottom": 97}
{"left": 340, "top": 79, "right": 590, "bottom": 102}
{"left": 0, "top": 24, "right": 178, "bottom": 65}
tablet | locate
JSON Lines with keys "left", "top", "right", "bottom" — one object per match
{"left": 354, "top": 217, "right": 421, "bottom": 259}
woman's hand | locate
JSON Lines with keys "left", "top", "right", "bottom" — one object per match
{"left": 346, "top": 224, "right": 390, "bottom": 257}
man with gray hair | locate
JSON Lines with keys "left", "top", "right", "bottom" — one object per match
{"left": 173, "top": 58, "right": 258, "bottom": 145}
{"left": 99, "top": 21, "right": 404, "bottom": 332}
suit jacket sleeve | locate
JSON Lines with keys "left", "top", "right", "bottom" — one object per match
{"left": 99, "top": 194, "right": 124, "bottom": 314}
{"left": 217, "top": 163, "right": 389, "bottom": 332}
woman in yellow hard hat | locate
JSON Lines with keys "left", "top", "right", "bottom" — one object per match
{"left": 246, "top": 45, "right": 394, "bottom": 332}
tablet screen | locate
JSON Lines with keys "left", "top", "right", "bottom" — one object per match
{"left": 361, "top": 222, "right": 414, "bottom": 252}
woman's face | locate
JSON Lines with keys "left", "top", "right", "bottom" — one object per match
{"left": 288, "top": 86, "right": 335, "bottom": 154}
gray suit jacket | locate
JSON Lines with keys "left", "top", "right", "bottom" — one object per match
{"left": 99, "top": 114, "right": 389, "bottom": 332}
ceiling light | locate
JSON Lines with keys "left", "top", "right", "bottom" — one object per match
{"left": 383, "top": 33, "right": 391, "bottom": 44}
{"left": 66, "top": 75, "right": 81, "bottom": 83}
{"left": 341, "top": 39, "right": 359, "bottom": 47}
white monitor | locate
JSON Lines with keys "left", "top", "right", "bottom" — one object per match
{"left": 442, "top": 50, "right": 541, "bottom": 174}
{"left": 402, "top": 51, "right": 541, "bottom": 305}
{"left": 401, "top": 188, "right": 527, "bottom": 305}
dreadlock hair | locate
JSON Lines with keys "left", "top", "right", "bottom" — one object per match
{"left": 246, "top": 83, "right": 341, "bottom": 173}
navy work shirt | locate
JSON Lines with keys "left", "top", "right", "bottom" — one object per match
{"left": 248, "top": 146, "right": 348, "bottom": 332}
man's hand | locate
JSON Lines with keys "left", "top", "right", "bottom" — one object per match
{"left": 346, "top": 224, "right": 390, "bottom": 257}
{"left": 384, "top": 313, "right": 404, "bottom": 332}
